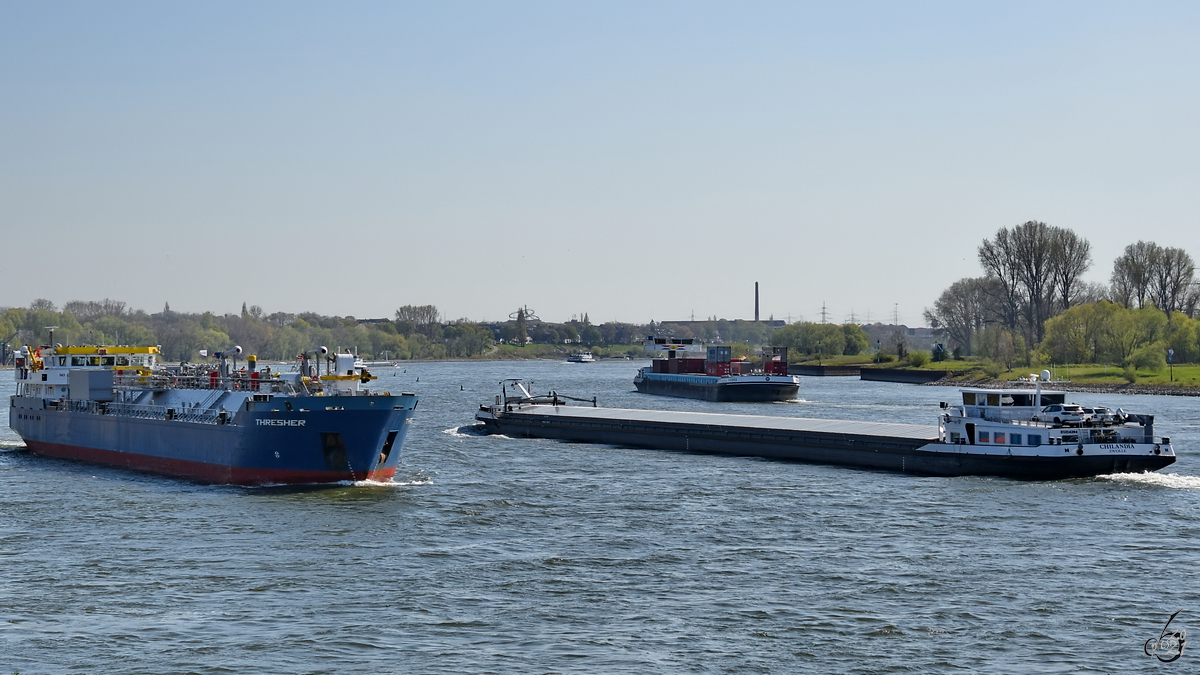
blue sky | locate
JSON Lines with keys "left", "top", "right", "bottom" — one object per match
{"left": 3, "top": 2, "right": 1198, "bottom": 324}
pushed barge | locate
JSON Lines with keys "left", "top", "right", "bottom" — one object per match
{"left": 10, "top": 343, "right": 416, "bottom": 485}
{"left": 476, "top": 379, "right": 1175, "bottom": 479}
{"left": 634, "top": 339, "right": 800, "bottom": 402}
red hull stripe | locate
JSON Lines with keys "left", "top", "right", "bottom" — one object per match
{"left": 25, "top": 440, "right": 396, "bottom": 485}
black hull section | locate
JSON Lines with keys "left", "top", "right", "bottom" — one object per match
{"left": 480, "top": 413, "right": 1175, "bottom": 480}
{"left": 634, "top": 379, "right": 799, "bottom": 402}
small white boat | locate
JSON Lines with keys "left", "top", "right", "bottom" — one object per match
{"left": 566, "top": 351, "right": 596, "bottom": 363}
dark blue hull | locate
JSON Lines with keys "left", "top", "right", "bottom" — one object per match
{"left": 10, "top": 394, "right": 417, "bottom": 484}
{"left": 634, "top": 375, "right": 799, "bottom": 402}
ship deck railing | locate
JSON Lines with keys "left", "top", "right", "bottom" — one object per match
{"left": 112, "top": 373, "right": 297, "bottom": 394}
{"left": 950, "top": 410, "right": 1157, "bottom": 445}
{"left": 59, "top": 399, "right": 225, "bottom": 425}
{"left": 1060, "top": 427, "right": 1156, "bottom": 445}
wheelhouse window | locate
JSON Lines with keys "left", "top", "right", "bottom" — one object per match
{"left": 116, "top": 356, "right": 130, "bottom": 366}
{"left": 72, "top": 356, "right": 86, "bottom": 366}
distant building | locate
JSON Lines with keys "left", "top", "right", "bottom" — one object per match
{"left": 859, "top": 323, "right": 941, "bottom": 352}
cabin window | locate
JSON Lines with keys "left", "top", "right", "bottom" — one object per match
{"left": 994, "top": 433, "right": 1006, "bottom": 444}
{"left": 58, "top": 357, "right": 66, "bottom": 366}
{"left": 72, "top": 356, "right": 85, "bottom": 366}
{"left": 87, "top": 357, "right": 100, "bottom": 366}
{"left": 987, "top": 394, "right": 1000, "bottom": 407}
{"left": 950, "top": 432, "right": 962, "bottom": 443}
{"left": 962, "top": 393, "right": 976, "bottom": 405}
{"left": 979, "top": 432, "right": 990, "bottom": 443}
{"left": 102, "top": 357, "right": 115, "bottom": 366}
{"left": 1027, "top": 435, "right": 1041, "bottom": 447}
{"left": 116, "top": 356, "right": 130, "bottom": 366}
{"left": 1010, "top": 433, "right": 1022, "bottom": 445}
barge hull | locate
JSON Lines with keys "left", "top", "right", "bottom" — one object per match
{"left": 634, "top": 378, "right": 799, "bottom": 402}
{"left": 479, "top": 406, "right": 1174, "bottom": 479}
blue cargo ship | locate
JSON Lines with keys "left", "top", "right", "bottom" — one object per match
{"left": 9, "top": 343, "right": 416, "bottom": 485}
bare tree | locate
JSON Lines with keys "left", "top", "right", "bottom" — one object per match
{"left": 1010, "top": 221, "right": 1057, "bottom": 341}
{"left": 63, "top": 299, "right": 127, "bottom": 323}
{"left": 1110, "top": 242, "right": 1196, "bottom": 315}
{"left": 1110, "top": 241, "right": 1157, "bottom": 308}
{"left": 1148, "top": 246, "right": 1195, "bottom": 315}
{"left": 1049, "top": 228, "right": 1092, "bottom": 311}
{"left": 28, "top": 298, "right": 57, "bottom": 312}
{"left": 1072, "top": 281, "right": 1110, "bottom": 305}
{"left": 979, "top": 221, "right": 1074, "bottom": 344}
{"left": 924, "top": 277, "right": 1002, "bottom": 356}
{"left": 977, "top": 229, "right": 1025, "bottom": 333}
{"left": 394, "top": 305, "right": 441, "bottom": 325}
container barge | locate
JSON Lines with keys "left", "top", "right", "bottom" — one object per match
{"left": 477, "top": 378, "right": 1175, "bottom": 479}
{"left": 634, "top": 338, "right": 800, "bottom": 402}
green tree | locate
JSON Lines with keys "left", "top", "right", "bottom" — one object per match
{"left": 841, "top": 324, "right": 869, "bottom": 355}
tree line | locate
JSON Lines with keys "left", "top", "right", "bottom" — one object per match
{"left": 925, "top": 220, "right": 1198, "bottom": 368}
{"left": 0, "top": 300, "right": 809, "bottom": 363}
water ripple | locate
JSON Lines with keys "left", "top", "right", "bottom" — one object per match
{"left": 2, "top": 365, "right": 1198, "bottom": 674}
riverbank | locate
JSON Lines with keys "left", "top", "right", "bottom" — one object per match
{"left": 923, "top": 377, "right": 1200, "bottom": 397}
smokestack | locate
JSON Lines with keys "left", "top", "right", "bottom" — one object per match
{"left": 755, "top": 282, "right": 760, "bottom": 322}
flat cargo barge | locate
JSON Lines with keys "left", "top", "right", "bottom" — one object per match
{"left": 476, "top": 379, "right": 1177, "bottom": 479}
{"left": 478, "top": 404, "right": 941, "bottom": 467}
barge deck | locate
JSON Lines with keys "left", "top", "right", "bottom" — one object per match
{"left": 475, "top": 378, "right": 1176, "bottom": 478}
{"left": 477, "top": 404, "right": 960, "bottom": 472}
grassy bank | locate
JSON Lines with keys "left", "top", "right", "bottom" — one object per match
{"left": 885, "top": 358, "right": 1200, "bottom": 392}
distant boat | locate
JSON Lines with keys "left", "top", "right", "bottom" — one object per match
{"left": 567, "top": 351, "right": 596, "bottom": 363}
{"left": 634, "top": 338, "right": 799, "bottom": 402}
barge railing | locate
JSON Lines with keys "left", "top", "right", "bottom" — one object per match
{"left": 112, "top": 372, "right": 297, "bottom": 394}
{"left": 55, "top": 399, "right": 227, "bottom": 425}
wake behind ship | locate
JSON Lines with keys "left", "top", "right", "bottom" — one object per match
{"left": 9, "top": 343, "right": 417, "bottom": 485}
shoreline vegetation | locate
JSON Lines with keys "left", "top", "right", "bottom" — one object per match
{"left": 3, "top": 293, "right": 1200, "bottom": 399}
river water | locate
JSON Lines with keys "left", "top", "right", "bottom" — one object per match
{"left": 3, "top": 360, "right": 1199, "bottom": 674}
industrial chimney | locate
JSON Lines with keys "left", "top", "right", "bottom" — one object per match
{"left": 754, "top": 282, "right": 760, "bottom": 322}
